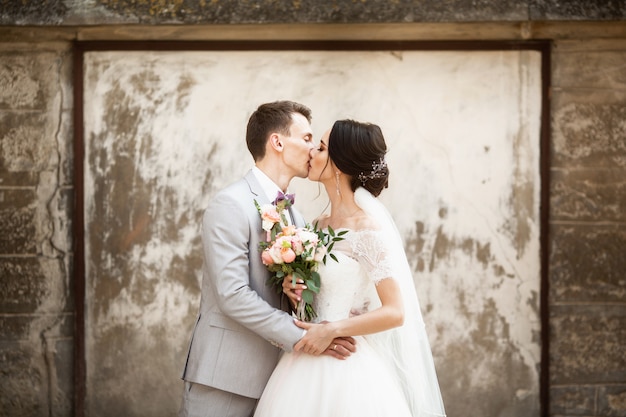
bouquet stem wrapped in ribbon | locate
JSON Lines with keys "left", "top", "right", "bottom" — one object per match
{"left": 255, "top": 192, "right": 346, "bottom": 321}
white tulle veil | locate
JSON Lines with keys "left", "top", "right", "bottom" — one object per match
{"left": 354, "top": 187, "right": 446, "bottom": 417}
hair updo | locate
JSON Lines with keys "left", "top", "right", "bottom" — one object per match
{"left": 328, "top": 119, "right": 389, "bottom": 197}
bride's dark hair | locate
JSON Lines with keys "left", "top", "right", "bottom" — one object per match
{"left": 328, "top": 119, "right": 389, "bottom": 197}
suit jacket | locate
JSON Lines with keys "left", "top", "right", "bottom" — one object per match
{"left": 181, "top": 170, "right": 305, "bottom": 399}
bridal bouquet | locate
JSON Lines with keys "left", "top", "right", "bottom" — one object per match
{"left": 255, "top": 192, "right": 346, "bottom": 321}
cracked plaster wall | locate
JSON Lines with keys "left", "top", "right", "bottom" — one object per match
{"left": 79, "top": 49, "right": 542, "bottom": 417}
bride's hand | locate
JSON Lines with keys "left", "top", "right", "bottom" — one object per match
{"left": 282, "top": 275, "right": 306, "bottom": 309}
{"left": 293, "top": 320, "right": 336, "bottom": 356}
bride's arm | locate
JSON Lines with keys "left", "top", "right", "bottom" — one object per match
{"left": 294, "top": 277, "right": 404, "bottom": 355}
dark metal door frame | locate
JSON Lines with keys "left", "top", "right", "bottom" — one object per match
{"left": 73, "top": 39, "right": 551, "bottom": 417}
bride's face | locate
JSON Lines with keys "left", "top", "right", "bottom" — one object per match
{"left": 308, "top": 128, "right": 334, "bottom": 183}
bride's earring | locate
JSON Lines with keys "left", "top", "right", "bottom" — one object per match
{"left": 335, "top": 172, "right": 341, "bottom": 196}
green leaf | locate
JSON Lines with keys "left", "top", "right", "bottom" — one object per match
{"left": 310, "top": 270, "right": 321, "bottom": 284}
{"left": 302, "top": 290, "right": 314, "bottom": 304}
{"left": 306, "top": 279, "right": 320, "bottom": 293}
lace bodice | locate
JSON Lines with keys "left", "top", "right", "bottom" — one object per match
{"left": 313, "top": 229, "right": 393, "bottom": 323}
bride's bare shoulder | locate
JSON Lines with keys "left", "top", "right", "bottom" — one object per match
{"left": 312, "top": 214, "right": 331, "bottom": 229}
{"left": 352, "top": 213, "right": 381, "bottom": 232}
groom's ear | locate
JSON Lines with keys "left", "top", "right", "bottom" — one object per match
{"left": 269, "top": 133, "right": 284, "bottom": 152}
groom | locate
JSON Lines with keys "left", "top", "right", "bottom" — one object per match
{"left": 180, "top": 101, "right": 355, "bottom": 417}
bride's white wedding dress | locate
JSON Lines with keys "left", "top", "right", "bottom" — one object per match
{"left": 254, "top": 189, "right": 446, "bottom": 417}
{"left": 255, "top": 230, "right": 413, "bottom": 416}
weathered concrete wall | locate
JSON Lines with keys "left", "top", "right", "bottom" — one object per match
{"left": 0, "top": 1, "right": 625, "bottom": 417}
{"left": 549, "top": 38, "right": 626, "bottom": 416}
{"left": 0, "top": 0, "right": 625, "bottom": 24}
{"left": 0, "top": 43, "right": 74, "bottom": 416}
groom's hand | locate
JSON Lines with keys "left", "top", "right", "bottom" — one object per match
{"left": 324, "top": 336, "right": 357, "bottom": 360}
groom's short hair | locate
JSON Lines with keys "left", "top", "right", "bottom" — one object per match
{"left": 246, "top": 100, "right": 312, "bottom": 161}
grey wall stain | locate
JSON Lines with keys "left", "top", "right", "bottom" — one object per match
{"left": 408, "top": 220, "right": 514, "bottom": 280}
{"left": 176, "top": 74, "right": 196, "bottom": 113}
{"left": 88, "top": 80, "right": 143, "bottom": 308}
{"left": 503, "top": 178, "right": 534, "bottom": 259}
{"left": 84, "top": 55, "right": 229, "bottom": 415}
{"left": 404, "top": 210, "right": 539, "bottom": 417}
{"left": 439, "top": 297, "right": 538, "bottom": 417}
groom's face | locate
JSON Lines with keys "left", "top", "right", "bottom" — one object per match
{"left": 281, "top": 113, "right": 314, "bottom": 179}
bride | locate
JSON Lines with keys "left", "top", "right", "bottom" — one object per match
{"left": 253, "top": 119, "right": 446, "bottom": 417}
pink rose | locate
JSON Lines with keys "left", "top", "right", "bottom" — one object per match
{"left": 268, "top": 244, "right": 284, "bottom": 264}
{"left": 261, "top": 249, "right": 274, "bottom": 265}
{"left": 290, "top": 235, "right": 304, "bottom": 255}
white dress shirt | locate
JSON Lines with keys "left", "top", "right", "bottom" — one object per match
{"left": 251, "top": 166, "right": 293, "bottom": 224}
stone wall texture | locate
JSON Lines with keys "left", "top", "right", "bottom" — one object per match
{"left": 1, "top": 0, "right": 626, "bottom": 24}
{"left": 0, "top": 1, "right": 625, "bottom": 417}
{"left": 549, "top": 38, "right": 626, "bottom": 417}
{"left": 0, "top": 44, "right": 75, "bottom": 416}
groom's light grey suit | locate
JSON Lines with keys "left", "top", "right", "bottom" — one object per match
{"left": 181, "top": 170, "right": 304, "bottom": 415}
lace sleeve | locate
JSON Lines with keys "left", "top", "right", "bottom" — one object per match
{"left": 351, "top": 230, "right": 394, "bottom": 284}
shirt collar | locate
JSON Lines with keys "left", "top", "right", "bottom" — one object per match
{"left": 251, "top": 166, "right": 287, "bottom": 203}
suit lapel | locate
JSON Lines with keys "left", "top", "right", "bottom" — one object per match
{"left": 244, "top": 170, "right": 268, "bottom": 204}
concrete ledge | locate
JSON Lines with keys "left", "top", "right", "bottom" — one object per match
{"left": 0, "top": 22, "right": 625, "bottom": 43}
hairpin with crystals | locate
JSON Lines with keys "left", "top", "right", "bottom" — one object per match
{"left": 357, "top": 157, "right": 387, "bottom": 184}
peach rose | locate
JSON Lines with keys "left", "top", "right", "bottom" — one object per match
{"left": 260, "top": 204, "right": 281, "bottom": 231}
{"left": 261, "top": 249, "right": 274, "bottom": 266}
{"left": 280, "top": 247, "right": 296, "bottom": 263}
{"left": 281, "top": 225, "right": 296, "bottom": 236}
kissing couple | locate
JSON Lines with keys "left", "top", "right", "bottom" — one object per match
{"left": 180, "top": 100, "right": 445, "bottom": 417}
